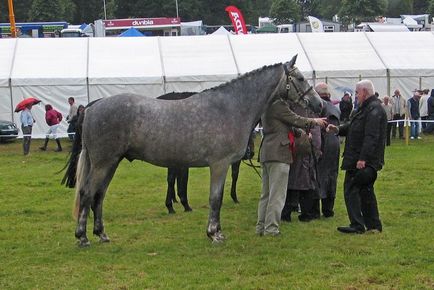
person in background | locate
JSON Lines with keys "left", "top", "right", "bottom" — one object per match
{"left": 408, "top": 90, "right": 421, "bottom": 140}
{"left": 423, "top": 89, "right": 434, "bottom": 134}
{"left": 327, "top": 80, "right": 386, "bottom": 234}
{"left": 391, "top": 89, "right": 406, "bottom": 139}
{"left": 66, "top": 97, "right": 78, "bottom": 141}
{"left": 257, "top": 94, "right": 327, "bottom": 237}
{"left": 39, "top": 104, "right": 63, "bottom": 152}
{"left": 419, "top": 89, "right": 429, "bottom": 130}
{"left": 20, "top": 103, "right": 35, "bottom": 155}
{"left": 381, "top": 96, "right": 393, "bottom": 146}
{"left": 315, "top": 82, "right": 341, "bottom": 218}
{"left": 339, "top": 91, "right": 353, "bottom": 123}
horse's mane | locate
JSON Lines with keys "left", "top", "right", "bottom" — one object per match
{"left": 202, "top": 62, "right": 283, "bottom": 94}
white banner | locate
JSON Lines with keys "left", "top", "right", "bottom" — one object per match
{"left": 308, "top": 16, "right": 324, "bottom": 33}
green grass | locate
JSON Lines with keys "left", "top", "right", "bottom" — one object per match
{"left": 1, "top": 136, "right": 433, "bottom": 289}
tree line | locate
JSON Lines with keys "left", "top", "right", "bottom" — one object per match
{"left": 1, "top": 0, "right": 433, "bottom": 26}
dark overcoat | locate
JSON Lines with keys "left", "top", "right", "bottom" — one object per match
{"left": 317, "top": 100, "right": 340, "bottom": 198}
{"left": 339, "top": 95, "right": 387, "bottom": 171}
{"left": 287, "top": 103, "right": 321, "bottom": 191}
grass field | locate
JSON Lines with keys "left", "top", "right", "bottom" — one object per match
{"left": 0, "top": 136, "right": 433, "bottom": 289}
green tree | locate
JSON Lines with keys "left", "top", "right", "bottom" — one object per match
{"left": 309, "top": 0, "right": 342, "bottom": 20}
{"left": 297, "top": 0, "right": 320, "bottom": 18}
{"left": 60, "top": 0, "right": 77, "bottom": 23}
{"left": 339, "top": 0, "right": 388, "bottom": 24}
{"left": 386, "top": 0, "right": 412, "bottom": 17}
{"left": 28, "top": 0, "right": 63, "bottom": 21}
{"left": 413, "top": 0, "right": 430, "bottom": 13}
{"left": 269, "top": 0, "right": 301, "bottom": 24}
{"left": 72, "top": 0, "right": 102, "bottom": 23}
{"left": 429, "top": 0, "right": 434, "bottom": 16}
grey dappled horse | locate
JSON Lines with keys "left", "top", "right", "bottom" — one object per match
{"left": 72, "top": 55, "right": 322, "bottom": 246}
{"left": 157, "top": 92, "right": 255, "bottom": 214}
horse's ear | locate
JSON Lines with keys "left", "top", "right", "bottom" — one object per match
{"left": 288, "top": 54, "right": 298, "bottom": 68}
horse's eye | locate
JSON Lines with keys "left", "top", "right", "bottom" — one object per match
{"left": 298, "top": 77, "right": 304, "bottom": 82}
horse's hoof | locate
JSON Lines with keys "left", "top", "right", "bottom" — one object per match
{"left": 77, "top": 238, "right": 90, "bottom": 248}
{"left": 99, "top": 233, "right": 110, "bottom": 243}
{"left": 184, "top": 207, "right": 193, "bottom": 212}
{"left": 209, "top": 231, "right": 225, "bottom": 244}
{"left": 168, "top": 208, "right": 176, "bottom": 214}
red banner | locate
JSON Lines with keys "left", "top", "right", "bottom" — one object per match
{"left": 225, "top": 6, "right": 247, "bottom": 34}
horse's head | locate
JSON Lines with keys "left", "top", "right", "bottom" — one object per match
{"left": 282, "top": 55, "right": 323, "bottom": 114}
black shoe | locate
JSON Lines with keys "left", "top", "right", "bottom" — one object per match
{"left": 298, "top": 215, "right": 312, "bottom": 222}
{"left": 323, "top": 211, "right": 334, "bottom": 218}
{"left": 337, "top": 226, "right": 364, "bottom": 234}
{"left": 281, "top": 216, "right": 291, "bottom": 222}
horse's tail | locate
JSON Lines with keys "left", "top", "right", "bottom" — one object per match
{"left": 61, "top": 113, "right": 85, "bottom": 188}
{"left": 72, "top": 147, "right": 90, "bottom": 219}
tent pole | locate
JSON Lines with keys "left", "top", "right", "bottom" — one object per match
{"left": 8, "top": 0, "right": 17, "bottom": 38}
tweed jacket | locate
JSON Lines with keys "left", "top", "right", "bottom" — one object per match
{"left": 391, "top": 94, "right": 406, "bottom": 116}
{"left": 259, "top": 98, "right": 316, "bottom": 165}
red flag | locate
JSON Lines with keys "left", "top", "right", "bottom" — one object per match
{"left": 225, "top": 6, "right": 247, "bottom": 34}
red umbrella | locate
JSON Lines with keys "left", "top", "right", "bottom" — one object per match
{"left": 14, "top": 97, "right": 41, "bottom": 112}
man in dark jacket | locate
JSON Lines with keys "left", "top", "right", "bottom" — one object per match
{"left": 327, "top": 80, "right": 387, "bottom": 234}
{"left": 423, "top": 89, "right": 434, "bottom": 134}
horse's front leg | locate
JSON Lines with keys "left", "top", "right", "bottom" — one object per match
{"left": 178, "top": 167, "right": 192, "bottom": 212}
{"left": 165, "top": 167, "right": 177, "bottom": 214}
{"left": 230, "top": 160, "right": 241, "bottom": 203}
{"left": 207, "top": 161, "right": 230, "bottom": 243}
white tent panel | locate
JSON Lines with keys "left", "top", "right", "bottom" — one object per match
{"left": 160, "top": 35, "right": 238, "bottom": 91}
{"left": 11, "top": 38, "right": 88, "bottom": 86}
{"left": 316, "top": 77, "right": 387, "bottom": 104}
{"left": 88, "top": 37, "right": 164, "bottom": 86}
{"left": 366, "top": 32, "right": 434, "bottom": 77}
{"left": 229, "top": 34, "right": 313, "bottom": 78}
{"left": 389, "top": 77, "right": 420, "bottom": 101}
{"left": 12, "top": 85, "right": 88, "bottom": 138}
{"left": 0, "top": 39, "right": 16, "bottom": 87}
{"left": 0, "top": 39, "right": 16, "bottom": 122}
{"left": 298, "top": 32, "right": 387, "bottom": 78}
{"left": 0, "top": 88, "right": 12, "bottom": 122}
{"left": 88, "top": 84, "right": 165, "bottom": 102}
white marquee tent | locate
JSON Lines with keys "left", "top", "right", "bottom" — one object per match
{"left": 1, "top": 32, "right": 434, "bottom": 137}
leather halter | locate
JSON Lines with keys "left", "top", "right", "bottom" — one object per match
{"left": 285, "top": 68, "right": 313, "bottom": 101}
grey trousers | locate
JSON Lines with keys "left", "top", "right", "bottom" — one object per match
{"left": 256, "top": 162, "right": 290, "bottom": 235}
{"left": 21, "top": 125, "right": 32, "bottom": 155}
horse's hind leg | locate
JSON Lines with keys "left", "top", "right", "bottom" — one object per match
{"left": 91, "top": 161, "right": 120, "bottom": 243}
{"left": 230, "top": 160, "right": 241, "bottom": 203}
{"left": 177, "top": 167, "right": 192, "bottom": 212}
{"left": 207, "top": 161, "right": 230, "bottom": 243}
{"left": 165, "top": 167, "right": 177, "bottom": 214}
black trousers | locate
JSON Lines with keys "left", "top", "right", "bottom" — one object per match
{"left": 392, "top": 114, "right": 404, "bottom": 138}
{"left": 343, "top": 170, "right": 382, "bottom": 232}
{"left": 386, "top": 122, "right": 392, "bottom": 146}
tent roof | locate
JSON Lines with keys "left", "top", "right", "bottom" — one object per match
{"left": 298, "top": 32, "right": 386, "bottom": 78}
{"left": 368, "top": 23, "right": 410, "bottom": 32}
{"left": 10, "top": 38, "right": 88, "bottom": 86}
{"left": 366, "top": 32, "right": 434, "bottom": 76}
{"left": 0, "top": 39, "right": 16, "bottom": 87}
{"left": 119, "top": 27, "right": 145, "bottom": 37}
{"left": 211, "top": 26, "right": 231, "bottom": 35}
{"left": 160, "top": 35, "right": 238, "bottom": 83}
{"left": 229, "top": 33, "right": 313, "bottom": 78}
{"left": 88, "top": 37, "right": 163, "bottom": 84}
